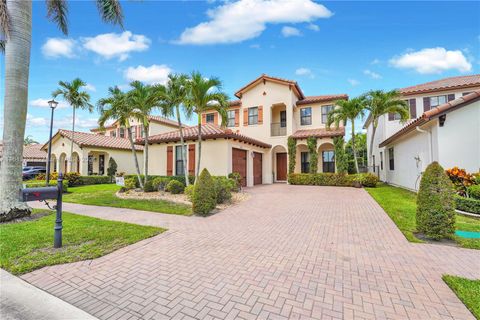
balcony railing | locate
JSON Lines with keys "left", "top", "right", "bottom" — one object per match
{"left": 271, "top": 122, "right": 287, "bottom": 136}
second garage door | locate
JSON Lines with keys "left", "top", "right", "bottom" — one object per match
{"left": 232, "top": 148, "right": 247, "bottom": 187}
{"left": 253, "top": 152, "right": 262, "bottom": 185}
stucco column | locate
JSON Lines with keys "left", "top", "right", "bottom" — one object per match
{"left": 264, "top": 149, "right": 273, "bottom": 184}
{"left": 286, "top": 103, "right": 294, "bottom": 136}
{"left": 79, "top": 151, "right": 88, "bottom": 176}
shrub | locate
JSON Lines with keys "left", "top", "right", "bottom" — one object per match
{"left": 76, "top": 175, "right": 111, "bottom": 186}
{"left": 152, "top": 177, "right": 171, "bottom": 191}
{"left": 25, "top": 180, "right": 68, "bottom": 193}
{"left": 143, "top": 180, "right": 155, "bottom": 193}
{"left": 192, "top": 169, "right": 217, "bottom": 216}
{"left": 333, "top": 137, "right": 348, "bottom": 174}
{"left": 212, "top": 176, "right": 232, "bottom": 204}
{"left": 124, "top": 178, "right": 136, "bottom": 190}
{"left": 467, "top": 185, "right": 480, "bottom": 200}
{"left": 36, "top": 172, "right": 58, "bottom": 181}
{"left": 64, "top": 172, "right": 80, "bottom": 187}
{"left": 124, "top": 175, "right": 194, "bottom": 188}
{"left": 455, "top": 196, "right": 480, "bottom": 214}
{"left": 287, "top": 137, "right": 296, "bottom": 174}
{"left": 355, "top": 173, "right": 379, "bottom": 187}
{"left": 166, "top": 180, "right": 185, "bottom": 194}
{"left": 228, "top": 172, "right": 242, "bottom": 192}
{"left": 307, "top": 137, "right": 318, "bottom": 174}
{"left": 445, "top": 167, "right": 475, "bottom": 196}
{"left": 184, "top": 185, "right": 195, "bottom": 202}
{"left": 417, "top": 162, "right": 456, "bottom": 240}
{"left": 107, "top": 158, "right": 118, "bottom": 182}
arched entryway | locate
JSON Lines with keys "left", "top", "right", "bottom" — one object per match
{"left": 59, "top": 153, "right": 67, "bottom": 174}
{"left": 71, "top": 152, "right": 80, "bottom": 173}
{"left": 295, "top": 144, "right": 309, "bottom": 173}
{"left": 271, "top": 145, "right": 287, "bottom": 182}
{"left": 318, "top": 142, "right": 335, "bottom": 173}
{"left": 50, "top": 154, "right": 57, "bottom": 173}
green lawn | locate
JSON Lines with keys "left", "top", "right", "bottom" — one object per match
{"left": 0, "top": 210, "right": 164, "bottom": 274}
{"left": 366, "top": 183, "right": 480, "bottom": 249}
{"left": 63, "top": 184, "right": 191, "bottom": 216}
{"left": 443, "top": 275, "right": 480, "bottom": 319}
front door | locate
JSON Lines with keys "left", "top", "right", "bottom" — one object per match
{"left": 232, "top": 148, "right": 247, "bottom": 187}
{"left": 253, "top": 152, "right": 262, "bottom": 185}
{"left": 276, "top": 153, "right": 287, "bottom": 181}
{"left": 99, "top": 155, "right": 105, "bottom": 175}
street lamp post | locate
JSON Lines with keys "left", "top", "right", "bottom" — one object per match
{"left": 46, "top": 99, "right": 58, "bottom": 185}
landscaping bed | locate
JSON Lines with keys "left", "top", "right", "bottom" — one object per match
{"left": 0, "top": 210, "right": 164, "bottom": 274}
{"left": 366, "top": 183, "right": 480, "bottom": 250}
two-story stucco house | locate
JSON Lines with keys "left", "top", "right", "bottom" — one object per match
{"left": 365, "top": 74, "right": 480, "bottom": 191}
{"left": 43, "top": 115, "right": 180, "bottom": 176}
{"left": 143, "top": 74, "right": 347, "bottom": 187}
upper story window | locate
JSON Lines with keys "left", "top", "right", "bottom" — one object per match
{"left": 131, "top": 126, "right": 136, "bottom": 138}
{"left": 430, "top": 95, "right": 447, "bottom": 108}
{"left": 111, "top": 130, "right": 117, "bottom": 137}
{"left": 280, "top": 111, "right": 286, "bottom": 127}
{"left": 300, "top": 107, "right": 312, "bottom": 125}
{"left": 388, "top": 147, "right": 394, "bottom": 171}
{"left": 248, "top": 107, "right": 258, "bottom": 125}
{"left": 321, "top": 105, "right": 334, "bottom": 124}
{"left": 206, "top": 113, "right": 215, "bottom": 124}
{"left": 227, "top": 110, "right": 235, "bottom": 127}
{"left": 119, "top": 127, "right": 125, "bottom": 138}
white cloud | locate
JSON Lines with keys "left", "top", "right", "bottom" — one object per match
{"left": 371, "top": 58, "right": 380, "bottom": 65}
{"left": 295, "top": 67, "right": 313, "bottom": 77}
{"left": 307, "top": 23, "right": 320, "bottom": 31}
{"left": 41, "top": 38, "right": 77, "bottom": 58}
{"left": 348, "top": 79, "right": 360, "bottom": 86}
{"left": 390, "top": 47, "right": 472, "bottom": 74}
{"left": 84, "top": 83, "right": 96, "bottom": 92}
{"left": 123, "top": 64, "right": 172, "bottom": 85}
{"left": 249, "top": 44, "right": 261, "bottom": 49}
{"left": 82, "top": 31, "right": 150, "bottom": 61}
{"left": 176, "top": 0, "right": 332, "bottom": 45}
{"left": 29, "top": 98, "right": 69, "bottom": 109}
{"left": 282, "top": 26, "right": 301, "bottom": 37}
{"left": 27, "top": 114, "right": 48, "bottom": 126}
{"left": 363, "top": 69, "right": 382, "bottom": 79}
{"left": 56, "top": 116, "right": 99, "bottom": 129}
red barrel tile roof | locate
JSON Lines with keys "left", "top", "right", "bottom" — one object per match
{"left": 291, "top": 127, "right": 345, "bottom": 139}
{"left": 296, "top": 94, "right": 348, "bottom": 106}
{"left": 400, "top": 74, "right": 480, "bottom": 96}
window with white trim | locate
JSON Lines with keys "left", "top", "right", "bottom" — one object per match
{"left": 248, "top": 107, "right": 258, "bottom": 125}
{"left": 321, "top": 105, "right": 334, "bottom": 124}
{"left": 300, "top": 107, "right": 312, "bottom": 125}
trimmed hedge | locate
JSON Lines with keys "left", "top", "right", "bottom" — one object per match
{"left": 192, "top": 169, "right": 216, "bottom": 216}
{"left": 165, "top": 180, "right": 185, "bottom": 194}
{"left": 25, "top": 180, "right": 69, "bottom": 193}
{"left": 287, "top": 173, "right": 378, "bottom": 187}
{"left": 124, "top": 175, "right": 195, "bottom": 188}
{"left": 36, "top": 173, "right": 111, "bottom": 187}
{"left": 455, "top": 196, "right": 480, "bottom": 215}
{"left": 467, "top": 185, "right": 480, "bottom": 200}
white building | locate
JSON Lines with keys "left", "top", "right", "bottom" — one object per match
{"left": 365, "top": 75, "right": 480, "bottom": 190}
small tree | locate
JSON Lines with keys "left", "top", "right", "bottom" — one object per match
{"left": 287, "top": 136, "right": 296, "bottom": 174}
{"left": 333, "top": 137, "right": 348, "bottom": 174}
{"left": 416, "top": 162, "right": 456, "bottom": 240}
{"left": 107, "top": 157, "right": 118, "bottom": 182}
{"left": 192, "top": 169, "right": 217, "bottom": 216}
{"left": 307, "top": 137, "right": 318, "bottom": 174}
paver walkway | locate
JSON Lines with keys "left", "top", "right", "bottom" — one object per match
{"left": 25, "top": 185, "right": 480, "bottom": 320}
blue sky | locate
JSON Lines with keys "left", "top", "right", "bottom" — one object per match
{"left": 1, "top": 0, "right": 479, "bottom": 142}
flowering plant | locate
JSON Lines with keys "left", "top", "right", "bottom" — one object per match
{"left": 445, "top": 167, "right": 475, "bottom": 196}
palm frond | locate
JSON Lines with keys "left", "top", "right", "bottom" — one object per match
{"left": 46, "top": 0, "right": 69, "bottom": 35}
{"left": 96, "top": 0, "right": 124, "bottom": 28}
{"left": 0, "top": 40, "right": 4, "bottom": 54}
{"left": 0, "top": 0, "right": 10, "bottom": 41}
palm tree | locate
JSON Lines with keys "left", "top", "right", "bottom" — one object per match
{"left": 24, "top": 135, "right": 39, "bottom": 145}
{"left": 127, "top": 81, "right": 160, "bottom": 187}
{"left": 327, "top": 97, "right": 366, "bottom": 174}
{"left": 156, "top": 74, "right": 192, "bottom": 185}
{"left": 363, "top": 90, "right": 409, "bottom": 159}
{"left": 184, "top": 72, "right": 229, "bottom": 181}
{"left": 0, "top": 1, "right": 123, "bottom": 218}
{"left": 52, "top": 78, "right": 93, "bottom": 171}
{"left": 98, "top": 87, "right": 144, "bottom": 189}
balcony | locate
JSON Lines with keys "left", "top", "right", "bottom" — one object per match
{"left": 271, "top": 122, "right": 287, "bottom": 136}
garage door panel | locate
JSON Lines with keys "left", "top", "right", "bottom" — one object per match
{"left": 232, "top": 148, "right": 247, "bottom": 187}
{"left": 253, "top": 152, "right": 262, "bottom": 185}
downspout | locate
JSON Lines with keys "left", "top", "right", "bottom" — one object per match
{"left": 415, "top": 126, "right": 432, "bottom": 191}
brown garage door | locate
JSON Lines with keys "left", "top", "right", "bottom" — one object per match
{"left": 253, "top": 152, "right": 262, "bottom": 185}
{"left": 232, "top": 148, "right": 247, "bottom": 187}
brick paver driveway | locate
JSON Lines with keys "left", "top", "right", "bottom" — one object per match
{"left": 24, "top": 185, "right": 480, "bottom": 319}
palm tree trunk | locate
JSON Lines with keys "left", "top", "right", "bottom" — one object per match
{"left": 0, "top": 0, "right": 32, "bottom": 219}
{"left": 351, "top": 119, "right": 360, "bottom": 174}
{"left": 195, "top": 114, "right": 202, "bottom": 182}
{"left": 369, "top": 122, "right": 377, "bottom": 158}
{"left": 69, "top": 106, "right": 76, "bottom": 173}
{"left": 143, "top": 124, "right": 149, "bottom": 188}
{"left": 176, "top": 106, "right": 189, "bottom": 186}
{"left": 127, "top": 127, "right": 144, "bottom": 189}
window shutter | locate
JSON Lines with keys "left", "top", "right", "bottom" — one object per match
{"left": 423, "top": 97, "right": 430, "bottom": 112}
{"left": 258, "top": 106, "right": 263, "bottom": 124}
{"left": 213, "top": 112, "right": 218, "bottom": 125}
{"left": 409, "top": 99, "right": 417, "bottom": 118}
{"left": 234, "top": 109, "right": 240, "bottom": 127}
{"left": 447, "top": 94, "right": 455, "bottom": 102}
{"left": 188, "top": 144, "right": 195, "bottom": 176}
{"left": 166, "top": 146, "right": 173, "bottom": 176}
{"left": 243, "top": 108, "right": 248, "bottom": 126}
{"left": 201, "top": 113, "right": 206, "bottom": 125}
{"left": 388, "top": 113, "right": 394, "bottom": 121}
{"left": 117, "top": 128, "right": 120, "bottom": 137}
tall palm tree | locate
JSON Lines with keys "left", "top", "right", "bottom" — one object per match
{"left": 156, "top": 74, "right": 192, "bottom": 185}
{"left": 184, "top": 72, "right": 229, "bottom": 181}
{"left": 52, "top": 78, "right": 93, "bottom": 172}
{"left": 0, "top": 0, "right": 123, "bottom": 219}
{"left": 98, "top": 87, "right": 144, "bottom": 189}
{"left": 327, "top": 97, "right": 366, "bottom": 174}
{"left": 363, "top": 90, "right": 409, "bottom": 159}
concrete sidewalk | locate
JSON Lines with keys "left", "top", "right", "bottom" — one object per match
{"left": 1, "top": 269, "right": 97, "bottom": 320}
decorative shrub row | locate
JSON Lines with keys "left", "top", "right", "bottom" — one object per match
{"left": 25, "top": 180, "right": 69, "bottom": 193}
{"left": 455, "top": 196, "right": 480, "bottom": 215}
{"left": 124, "top": 174, "right": 195, "bottom": 188}
{"left": 36, "top": 172, "right": 111, "bottom": 187}
{"left": 287, "top": 173, "right": 379, "bottom": 187}
{"left": 467, "top": 185, "right": 480, "bottom": 200}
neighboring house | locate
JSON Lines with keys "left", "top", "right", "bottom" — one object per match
{"left": 90, "top": 115, "right": 180, "bottom": 138}
{"left": 42, "top": 129, "right": 144, "bottom": 176}
{"left": 0, "top": 143, "right": 47, "bottom": 167}
{"left": 142, "top": 74, "right": 347, "bottom": 187}
{"left": 365, "top": 74, "right": 480, "bottom": 190}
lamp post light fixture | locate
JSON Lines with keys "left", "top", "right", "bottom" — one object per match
{"left": 46, "top": 99, "right": 58, "bottom": 185}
